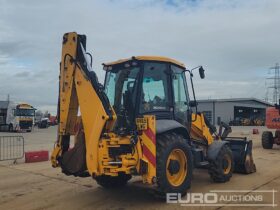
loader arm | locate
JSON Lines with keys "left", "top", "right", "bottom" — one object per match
{"left": 190, "top": 113, "right": 215, "bottom": 145}
{"left": 191, "top": 113, "right": 232, "bottom": 143}
{"left": 190, "top": 113, "right": 256, "bottom": 174}
{"left": 51, "top": 32, "right": 116, "bottom": 176}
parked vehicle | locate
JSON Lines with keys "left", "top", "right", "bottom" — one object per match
{"left": 38, "top": 118, "right": 49, "bottom": 129}
{"left": 51, "top": 32, "right": 256, "bottom": 197}
{"left": 262, "top": 107, "right": 280, "bottom": 149}
{"left": 48, "top": 115, "right": 58, "bottom": 126}
{"left": 0, "top": 101, "right": 35, "bottom": 132}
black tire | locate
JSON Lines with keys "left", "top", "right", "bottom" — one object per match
{"left": 262, "top": 131, "right": 273, "bottom": 149}
{"left": 95, "top": 173, "right": 131, "bottom": 188}
{"left": 156, "top": 132, "right": 193, "bottom": 196}
{"left": 208, "top": 144, "right": 233, "bottom": 183}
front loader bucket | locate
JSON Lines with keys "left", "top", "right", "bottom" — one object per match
{"left": 224, "top": 137, "right": 256, "bottom": 174}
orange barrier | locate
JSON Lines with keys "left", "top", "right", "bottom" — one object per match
{"left": 25, "top": 150, "right": 49, "bottom": 163}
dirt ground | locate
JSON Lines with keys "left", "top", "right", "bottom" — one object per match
{"left": 0, "top": 126, "right": 279, "bottom": 210}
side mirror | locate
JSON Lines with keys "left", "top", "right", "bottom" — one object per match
{"left": 189, "top": 100, "right": 197, "bottom": 107}
{"left": 199, "top": 66, "right": 205, "bottom": 79}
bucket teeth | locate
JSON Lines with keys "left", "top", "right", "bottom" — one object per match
{"left": 244, "top": 154, "right": 256, "bottom": 174}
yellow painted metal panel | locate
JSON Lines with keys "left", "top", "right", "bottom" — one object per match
{"left": 58, "top": 32, "right": 79, "bottom": 135}
{"left": 75, "top": 69, "right": 108, "bottom": 176}
{"left": 191, "top": 113, "right": 214, "bottom": 145}
{"left": 104, "top": 56, "right": 185, "bottom": 68}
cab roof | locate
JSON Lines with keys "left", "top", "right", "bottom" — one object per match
{"left": 103, "top": 56, "right": 186, "bottom": 69}
{"left": 17, "top": 103, "right": 35, "bottom": 109}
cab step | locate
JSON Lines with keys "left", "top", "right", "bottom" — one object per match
{"left": 192, "top": 147, "right": 209, "bottom": 168}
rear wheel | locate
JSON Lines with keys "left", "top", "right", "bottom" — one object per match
{"left": 208, "top": 144, "right": 233, "bottom": 182}
{"left": 262, "top": 131, "right": 273, "bottom": 149}
{"left": 95, "top": 173, "right": 131, "bottom": 188}
{"left": 156, "top": 132, "right": 193, "bottom": 196}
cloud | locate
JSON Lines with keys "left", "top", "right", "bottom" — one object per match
{"left": 0, "top": 0, "right": 279, "bottom": 113}
{"left": 0, "top": 41, "right": 25, "bottom": 55}
{"left": 13, "top": 71, "right": 31, "bottom": 78}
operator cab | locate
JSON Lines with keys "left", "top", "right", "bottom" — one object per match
{"left": 103, "top": 56, "right": 191, "bottom": 131}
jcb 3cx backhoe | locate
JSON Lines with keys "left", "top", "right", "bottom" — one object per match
{"left": 51, "top": 32, "right": 256, "bottom": 197}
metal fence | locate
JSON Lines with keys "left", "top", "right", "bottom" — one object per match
{"left": 0, "top": 136, "right": 24, "bottom": 161}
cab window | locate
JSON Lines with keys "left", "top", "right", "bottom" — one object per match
{"left": 171, "top": 65, "right": 189, "bottom": 125}
{"left": 140, "top": 62, "right": 169, "bottom": 113}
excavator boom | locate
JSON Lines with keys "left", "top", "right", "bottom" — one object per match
{"left": 51, "top": 33, "right": 116, "bottom": 176}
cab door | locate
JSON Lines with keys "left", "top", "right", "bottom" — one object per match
{"left": 171, "top": 65, "right": 191, "bottom": 127}
{"left": 139, "top": 62, "right": 173, "bottom": 119}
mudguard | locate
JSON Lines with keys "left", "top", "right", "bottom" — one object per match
{"left": 207, "top": 140, "right": 229, "bottom": 161}
{"left": 156, "top": 119, "right": 190, "bottom": 140}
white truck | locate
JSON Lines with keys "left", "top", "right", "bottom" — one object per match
{"left": 0, "top": 101, "right": 36, "bottom": 132}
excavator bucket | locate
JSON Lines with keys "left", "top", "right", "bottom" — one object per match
{"left": 224, "top": 137, "right": 256, "bottom": 174}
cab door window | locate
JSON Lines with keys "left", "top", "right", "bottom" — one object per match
{"left": 140, "top": 62, "right": 169, "bottom": 113}
{"left": 171, "top": 65, "right": 189, "bottom": 125}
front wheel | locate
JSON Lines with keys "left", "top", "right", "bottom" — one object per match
{"left": 156, "top": 132, "right": 193, "bottom": 196}
{"left": 208, "top": 144, "right": 233, "bottom": 183}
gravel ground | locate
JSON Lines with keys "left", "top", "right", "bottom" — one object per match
{"left": 0, "top": 126, "right": 279, "bottom": 210}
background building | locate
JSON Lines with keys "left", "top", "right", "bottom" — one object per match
{"left": 196, "top": 98, "right": 272, "bottom": 125}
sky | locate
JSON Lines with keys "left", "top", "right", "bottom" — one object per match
{"left": 0, "top": 0, "right": 279, "bottom": 114}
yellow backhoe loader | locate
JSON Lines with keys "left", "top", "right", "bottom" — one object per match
{"left": 51, "top": 32, "right": 255, "bottom": 197}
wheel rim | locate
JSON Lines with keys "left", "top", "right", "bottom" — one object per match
{"left": 223, "top": 154, "right": 232, "bottom": 174}
{"left": 166, "top": 149, "right": 187, "bottom": 187}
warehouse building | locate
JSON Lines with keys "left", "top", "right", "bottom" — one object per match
{"left": 196, "top": 98, "right": 272, "bottom": 125}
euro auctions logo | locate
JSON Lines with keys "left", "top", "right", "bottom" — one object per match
{"left": 166, "top": 190, "right": 278, "bottom": 207}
